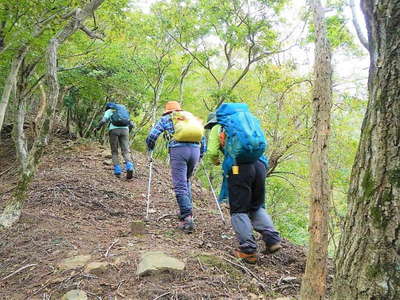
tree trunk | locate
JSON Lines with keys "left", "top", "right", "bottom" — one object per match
{"left": 179, "top": 60, "right": 192, "bottom": 105}
{"left": 300, "top": 0, "right": 333, "bottom": 299}
{"left": 14, "top": 87, "right": 28, "bottom": 173}
{"left": 0, "top": 0, "right": 106, "bottom": 229}
{"left": 0, "top": 45, "right": 29, "bottom": 137}
{"left": 0, "top": 15, "right": 55, "bottom": 137}
{"left": 0, "top": 74, "right": 31, "bottom": 227}
{"left": 33, "top": 82, "right": 47, "bottom": 136}
{"left": 82, "top": 104, "right": 101, "bottom": 138}
{"left": 333, "top": 1, "right": 400, "bottom": 299}
{"left": 349, "top": 0, "right": 368, "bottom": 50}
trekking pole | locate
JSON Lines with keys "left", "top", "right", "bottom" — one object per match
{"left": 201, "top": 160, "right": 226, "bottom": 224}
{"left": 145, "top": 151, "right": 153, "bottom": 221}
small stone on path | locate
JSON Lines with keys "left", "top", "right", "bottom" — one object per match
{"left": 58, "top": 255, "right": 91, "bottom": 270}
{"left": 136, "top": 251, "right": 185, "bottom": 276}
{"left": 103, "top": 159, "right": 113, "bottom": 166}
{"left": 84, "top": 261, "right": 109, "bottom": 274}
{"left": 61, "top": 289, "right": 88, "bottom": 300}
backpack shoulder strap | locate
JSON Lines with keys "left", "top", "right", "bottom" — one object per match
{"left": 162, "top": 113, "right": 173, "bottom": 142}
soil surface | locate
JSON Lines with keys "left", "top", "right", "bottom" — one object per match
{"left": 0, "top": 137, "right": 316, "bottom": 299}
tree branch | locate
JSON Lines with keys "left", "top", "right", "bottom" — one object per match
{"left": 349, "top": 0, "right": 368, "bottom": 50}
{"left": 80, "top": 24, "right": 104, "bottom": 41}
{"left": 167, "top": 32, "right": 221, "bottom": 86}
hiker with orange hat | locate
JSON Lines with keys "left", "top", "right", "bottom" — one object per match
{"left": 146, "top": 101, "right": 206, "bottom": 233}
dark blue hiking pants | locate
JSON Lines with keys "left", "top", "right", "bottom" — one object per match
{"left": 169, "top": 145, "right": 200, "bottom": 220}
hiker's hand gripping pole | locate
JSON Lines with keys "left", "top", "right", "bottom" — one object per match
{"left": 201, "top": 160, "right": 226, "bottom": 225}
{"left": 145, "top": 151, "right": 154, "bottom": 221}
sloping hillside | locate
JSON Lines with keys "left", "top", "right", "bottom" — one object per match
{"left": 0, "top": 137, "right": 311, "bottom": 299}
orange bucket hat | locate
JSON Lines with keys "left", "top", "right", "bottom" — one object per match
{"left": 163, "top": 101, "right": 182, "bottom": 115}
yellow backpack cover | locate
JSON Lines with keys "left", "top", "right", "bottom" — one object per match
{"left": 172, "top": 111, "right": 204, "bottom": 142}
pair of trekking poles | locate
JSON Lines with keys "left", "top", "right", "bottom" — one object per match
{"left": 145, "top": 151, "right": 226, "bottom": 224}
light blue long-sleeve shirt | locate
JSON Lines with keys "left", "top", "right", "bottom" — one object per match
{"left": 100, "top": 109, "right": 129, "bottom": 131}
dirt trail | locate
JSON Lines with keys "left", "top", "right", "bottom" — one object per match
{"left": 0, "top": 138, "right": 308, "bottom": 299}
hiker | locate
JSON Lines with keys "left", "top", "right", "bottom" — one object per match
{"left": 145, "top": 101, "right": 206, "bottom": 233}
{"left": 94, "top": 102, "right": 135, "bottom": 179}
{"left": 204, "top": 103, "right": 281, "bottom": 264}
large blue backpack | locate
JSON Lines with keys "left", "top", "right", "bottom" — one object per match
{"left": 216, "top": 103, "right": 267, "bottom": 164}
{"left": 111, "top": 104, "right": 130, "bottom": 126}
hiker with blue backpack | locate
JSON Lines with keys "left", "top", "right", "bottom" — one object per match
{"left": 205, "top": 103, "right": 281, "bottom": 264}
{"left": 94, "top": 102, "right": 135, "bottom": 179}
{"left": 146, "top": 101, "right": 206, "bottom": 233}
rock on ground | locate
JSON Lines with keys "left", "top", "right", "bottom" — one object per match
{"left": 58, "top": 255, "right": 91, "bottom": 271}
{"left": 61, "top": 289, "right": 88, "bottom": 300}
{"left": 136, "top": 251, "right": 185, "bottom": 276}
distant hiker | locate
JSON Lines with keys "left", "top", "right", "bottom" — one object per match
{"left": 94, "top": 102, "right": 135, "bottom": 179}
{"left": 205, "top": 103, "right": 281, "bottom": 264}
{"left": 146, "top": 101, "right": 206, "bottom": 233}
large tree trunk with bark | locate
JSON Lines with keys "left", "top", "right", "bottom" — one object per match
{"left": 0, "top": 0, "right": 106, "bottom": 229}
{"left": 300, "top": 0, "right": 333, "bottom": 299}
{"left": 33, "top": 82, "right": 47, "bottom": 136}
{"left": 333, "top": 1, "right": 400, "bottom": 299}
{"left": 0, "top": 46, "right": 29, "bottom": 137}
{"left": 0, "top": 13, "right": 57, "bottom": 137}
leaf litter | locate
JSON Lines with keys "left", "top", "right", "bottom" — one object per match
{"left": 0, "top": 137, "right": 332, "bottom": 299}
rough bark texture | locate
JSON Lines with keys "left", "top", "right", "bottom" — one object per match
{"left": 0, "top": 88, "right": 30, "bottom": 228}
{"left": 0, "top": 46, "right": 29, "bottom": 136}
{"left": 0, "top": 13, "right": 56, "bottom": 137}
{"left": 33, "top": 82, "right": 47, "bottom": 136}
{"left": 300, "top": 0, "right": 333, "bottom": 299}
{"left": 0, "top": 0, "right": 106, "bottom": 229}
{"left": 14, "top": 87, "right": 28, "bottom": 172}
{"left": 333, "top": 1, "right": 400, "bottom": 299}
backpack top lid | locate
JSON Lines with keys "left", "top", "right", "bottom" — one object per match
{"left": 114, "top": 103, "right": 127, "bottom": 110}
{"left": 216, "top": 103, "right": 249, "bottom": 120}
{"left": 215, "top": 102, "right": 266, "bottom": 164}
{"left": 172, "top": 110, "right": 204, "bottom": 142}
{"left": 110, "top": 103, "right": 130, "bottom": 126}
{"left": 105, "top": 102, "right": 116, "bottom": 110}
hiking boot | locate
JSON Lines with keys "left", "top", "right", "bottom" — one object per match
{"left": 178, "top": 216, "right": 194, "bottom": 233}
{"left": 125, "top": 161, "right": 134, "bottom": 179}
{"left": 233, "top": 249, "right": 257, "bottom": 264}
{"left": 114, "top": 165, "right": 122, "bottom": 177}
{"left": 263, "top": 242, "right": 282, "bottom": 254}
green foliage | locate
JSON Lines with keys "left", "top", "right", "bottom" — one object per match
{"left": 325, "top": 15, "right": 358, "bottom": 51}
{"left": 306, "top": 2, "right": 361, "bottom": 54}
{"left": 0, "top": 0, "right": 368, "bottom": 252}
{"left": 267, "top": 176, "right": 309, "bottom": 246}
{"left": 209, "top": 89, "right": 238, "bottom": 106}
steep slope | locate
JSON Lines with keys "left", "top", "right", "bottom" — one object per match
{"left": 0, "top": 138, "right": 309, "bottom": 299}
